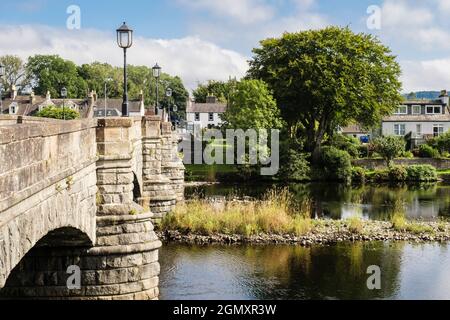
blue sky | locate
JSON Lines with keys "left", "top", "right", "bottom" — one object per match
{"left": 1, "top": 0, "right": 450, "bottom": 91}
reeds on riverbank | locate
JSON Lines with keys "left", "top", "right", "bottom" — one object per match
{"left": 161, "top": 188, "right": 312, "bottom": 237}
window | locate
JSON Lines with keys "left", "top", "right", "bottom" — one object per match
{"left": 416, "top": 124, "right": 422, "bottom": 136}
{"left": 426, "top": 105, "right": 442, "bottom": 114}
{"left": 208, "top": 113, "right": 214, "bottom": 122}
{"left": 394, "top": 124, "right": 406, "bottom": 136}
{"left": 195, "top": 113, "right": 200, "bottom": 121}
{"left": 434, "top": 124, "right": 444, "bottom": 137}
{"left": 395, "top": 105, "right": 408, "bottom": 115}
{"left": 412, "top": 105, "right": 421, "bottom": 114}
{"left": 9, "top": 103, "right": 18, "bottom": 115}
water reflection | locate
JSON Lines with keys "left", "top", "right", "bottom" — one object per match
{"left": 187, "top": 183, "right": 450, "bottom": 221}
{"left": 160, "top": 242, "right": 450, "bottom": 300}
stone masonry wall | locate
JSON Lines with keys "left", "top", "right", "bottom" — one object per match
{"left": 0, "top": 120, "right": 98, "bottom": 288}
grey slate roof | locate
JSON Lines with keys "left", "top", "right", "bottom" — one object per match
{"left": 383, "top": 115, "right": 450, "bottom": 122}
{"left": 187, "top": 102, "right": 227, "bottom": 113}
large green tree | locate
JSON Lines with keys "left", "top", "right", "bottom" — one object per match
{"left": 193, "top": 79, "right": 236, "bottom": 103}
{"left": 0, "top": 55, "right": 30, "bottom": 94}
{"left": 27, "top": 55, "right": 88, "bottom": 98}
{"left": 221, "top": 79, "right": 284, "bottom": 130}
{"left": 248, "top": 27, "right": 403, "bottom": 159}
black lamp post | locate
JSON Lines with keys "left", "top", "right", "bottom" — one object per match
{"left": 0, "top": 64, "right": 4, "bottom": 114}
{"left": 117, "top": 22, "right": 133, "bottom": 117}
{"left": 61, "top": 87, "right": 67, "bottom": 120}
{"left": 152, "top": 63, "right": 161, "bottom": 115}
{"left": 166, "top": 87, "right": 172, "bottom": 123}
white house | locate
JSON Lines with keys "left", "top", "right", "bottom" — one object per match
{"left": 186, "top": 96, "right": 227, "bottom": 131}
{"left": 382, "top": 90, "right": 450, "bottom": 146}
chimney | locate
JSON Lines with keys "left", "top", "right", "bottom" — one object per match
{"left": 46, "top": 90, "right": 51, "bottom": 100}
{"left": 440, "top": 89, "right": 449, "bottom": 107}
{"left": 206, "top": 95, "right": 217, "bottom": 104}
{"left": 11, "top": 85, "right": 17, "bottom": 100}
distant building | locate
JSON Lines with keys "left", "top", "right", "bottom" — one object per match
{"left": 1, "top": 87, "right": 147, "bottom": 118}
{"left": 339, "top": 124, "right": 370, "bottom": 141}
{"left": 93, "top": 90, "right": 146, "bottom": 118}
{"left": 382, "top": 90, "right": 450, "bottom": 147}
{"left": 186, "top": 96, "right": 227, "bottom": 131}
{"left": 0, "top": 86, "right": 92, "bottom": 117}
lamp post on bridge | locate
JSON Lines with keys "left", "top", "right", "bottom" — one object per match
{"left": 104, "top": 77, "right": 113, "bottom": 118}
{"left": 61, "top": 87, "right": 67, "bottom": 120}
{"left": 165, "top": 87, "right": 172, "bottom": 123}
{"left": 152, "top": 63, "right": 161, "bottom": 116}
{"left": 117, "top": 22, "right": 134, "bottom": 117}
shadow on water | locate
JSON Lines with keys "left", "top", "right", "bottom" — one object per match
{"left": 186, "top": 182, "right": 450, "bottom": 221}
{"left": 159, "top": 242, "right": 450, "bottom": 300}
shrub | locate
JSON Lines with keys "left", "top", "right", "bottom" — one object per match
{"left": 418, "top": 144, "right": 440, "bottom": 158}
{"left": 316, "top": 146, "right": 352, "bottom": 182}
{"left": 399, "top": 150, "right": 414, "bottom": 159}
{"left": 406, "top": 165, "right": 438, "bottom": 182}
{"left": 328, "top": 134, "right": 361, "bottom": 158}
{"left": 358, "top": 144, "right": 370, "bottom": 158}
{"left": 351, "top": 167, "right": 366, "bottom": 183}
{"left": 372, "top": 169, "right": 389, "bottom": 182}
{"left": 279, "top": 149, "right": 311, "bottom": 181}
{"left": 36, "top": 105, "right": 80, "bottom": 120}
{"left": 373, "top": 136, "right": 406, "bottom": 166}
{"left": 388, "top": 165, "right": 408, "bottom": 182}
{"left": 429, "top": 131, "right": 450, "bottom": 153}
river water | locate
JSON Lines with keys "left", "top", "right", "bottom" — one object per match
{"left": 159, "top": 183, "right": 450, "bottom": 300}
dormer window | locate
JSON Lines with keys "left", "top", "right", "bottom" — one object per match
{"left": 395, "top": 105, "right": 408, "bottom": 115}
{"left": 412, "top": 105, "right": 421, "bottom": 114}
{"left": 426, "top": 105, "right": 442, "bottom": 114}
{"left": 9, "top": 102, "right": 18, "bottom": 115}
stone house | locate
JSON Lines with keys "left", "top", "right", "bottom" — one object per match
{"left": 0, "top": 86, "right": 93, "bottom": 117}
{"left": 186, "top": 96, "right": 227, "bottom": 131}
{"left": 1, "top": 86, "right": 146, "bottom": 118}
{"left": 382, "top": 90, "right": 450, "bottom": 146}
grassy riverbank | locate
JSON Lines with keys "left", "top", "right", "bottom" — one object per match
{"left": 159, "top": 190, "right": 450, "bottom": 245}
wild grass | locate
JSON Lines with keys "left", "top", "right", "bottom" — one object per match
{"left": 346, "top": 216, "right": 364, "bottom": 234}
{"left": 390, "top": 201, "right": 435, "bottom": 235}
{"left": 161, "top": 188, "right": 312, "bottom": 237}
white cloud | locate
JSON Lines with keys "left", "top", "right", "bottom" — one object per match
{"left": 0, "top": 24, "right": 249, "bottom": 90}
{"left": 379, "top": 0, "right": 450, "bottom": 49}
{"left": 401, "top": 58, "right": 450, "bottom": 92}
{"left": 177, "top": 0, "right": 274, "bottom": 24}
{"left": 179, "top": 0, "right": 328, "bottom": 52}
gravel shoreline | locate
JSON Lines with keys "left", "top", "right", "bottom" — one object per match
{"left": 156, "top": 220, "right": 450, "bottom": 246}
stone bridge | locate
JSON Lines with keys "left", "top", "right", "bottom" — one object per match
{"left": 0, "top": 115, "right": 184, "bottom": 299}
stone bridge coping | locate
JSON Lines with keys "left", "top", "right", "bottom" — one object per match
{"left": 0, "top": 119, "right": 97, "bottom": 145}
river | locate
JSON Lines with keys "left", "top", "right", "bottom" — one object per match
{"left": 158, "top": 182, "right": 450, "bottom": 300}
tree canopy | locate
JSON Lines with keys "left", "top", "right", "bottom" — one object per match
{"left": 248, "top": 26, "right": 403, "bottom": 159}
{"left": 221, "top": 79, "right": 284, "bottom": 130}
{"left": 0, "top": 55, "right": 30, "bottom": 94}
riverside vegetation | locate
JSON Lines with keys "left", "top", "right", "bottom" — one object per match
{"left": 158, "top": 189, "right": 450, "bottom": 245}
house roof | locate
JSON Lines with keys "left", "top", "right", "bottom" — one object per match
{"left": 402, "top": 100, "right": 446, "bottom": 105}
{"left": 187, "top": 101, "right": 227, "bottom": 113}
{"left": 93, "top": 99, "right": 143, "bottom": 113}
{"left": 341, "top": 125, "right": 368, "bottom": 134}
{"left": 383, "top": 114, "right": 450, "bottom": 122}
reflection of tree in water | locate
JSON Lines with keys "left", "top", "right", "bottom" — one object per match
{"left": 187, "top": 182, "right": 450, "bottom": 220}
{"left": 237, "top": 243, "right": 403, "bottom": 300}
